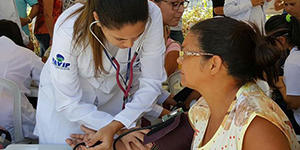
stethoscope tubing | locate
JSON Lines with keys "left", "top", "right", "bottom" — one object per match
{"left": 89, "top": 18, "right": 151, "bottom": 108}
{"left": 113, "top": 52, "right": 138, "bottom": 109}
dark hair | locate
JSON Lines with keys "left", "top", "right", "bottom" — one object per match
{"left": 95, "top": 0, "right": 148, "bottom": 29}
{"left": 190, "top": 17, "right": 280, "bottom": 87}
{"left": 0, "top": 19, "right": 25, "bottom": 47}
{"left": 265, "top": 14, "right": 300, "bottom": 48}
{"left": 265, "top": 15, "right": 289, "bottom": 35}
{"left": 71, "top": 0, "right": 149, "bottom": 75}
{"left": 286, "top": 15, "right": 300, "bottom": 48}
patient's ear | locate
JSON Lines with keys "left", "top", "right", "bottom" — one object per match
{"left": 209, "top": 55, "right": 223, "bottom": 75}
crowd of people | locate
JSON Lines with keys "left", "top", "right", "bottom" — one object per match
{"left": 0, "top": 0, "right": 300, "bottom": 150}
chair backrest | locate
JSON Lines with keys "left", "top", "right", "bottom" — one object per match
{"left": 167, "top": 70, "right": 184, "bottom": 96}
{"left": 0, "top": 78, "right": 23, "bottom": 142}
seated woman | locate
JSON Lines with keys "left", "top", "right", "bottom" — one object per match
{"left": 151, "top": 0, "right": 185, "bottom": 81}
{"left": 180, "top": 17, "right": 299, "bottom": 149}
{"left": 150, "top": 0, "right": 194, "bottom": 110}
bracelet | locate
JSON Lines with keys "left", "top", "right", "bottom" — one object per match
{"left": 27, "top": 16, "right": 32, "bottom": 23}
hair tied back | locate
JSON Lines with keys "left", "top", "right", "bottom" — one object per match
{"left": 286, "top": 14, "right": 292, "bottom": 23}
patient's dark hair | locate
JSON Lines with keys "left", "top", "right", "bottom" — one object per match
{"left": 0, "top": 19, "right": 25, "bottom": 47}
{"left": 190, "top": 17, "right": 280, "bottom": 87}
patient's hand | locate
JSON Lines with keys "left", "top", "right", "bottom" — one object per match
{"left": 118, "top": 128, "right": 152, "bottom": 150}
{"left": 66, "top": 125, "right": 96, "bottom": 150}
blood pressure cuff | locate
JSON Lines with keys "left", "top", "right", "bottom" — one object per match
{"left": 143, "top": 113, "right": 194, "bottom": 150}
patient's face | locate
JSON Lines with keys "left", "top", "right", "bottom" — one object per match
{"left": 178, "top": 32, "right": 210, "bottom": 90}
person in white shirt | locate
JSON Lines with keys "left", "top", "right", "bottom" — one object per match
{"left": 224, "top": 0, "right": 271, "bottom": 33}
{"left": 0, "top": 20, "right": 44, "bottom": 141}
{"left": 0, "top": 0, "right": 29, "bottom": 45}
{"left": 34, "top": 0, "right": 167, "bottom": 149}
{"left": 264, "top": 14, "right": 300, "bottom": 134}
{"left": 282, "top": 15, "right": 300, "bottom": 129}
{"left": 285, "top": 46, "right": 300, "bottom": 126}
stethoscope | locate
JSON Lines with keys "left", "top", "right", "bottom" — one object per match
{"left": 89, "top": 19, "right": 151, "bottom": 109}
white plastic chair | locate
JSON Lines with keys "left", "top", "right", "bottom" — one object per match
{"left": 0, "top": 78, "right": 23, "bottom": 143}
{"left": 167, "top": 70, "right": 184, "bottom": 96}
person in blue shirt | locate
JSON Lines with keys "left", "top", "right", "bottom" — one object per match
{"left": 15, "top": 0, "right": 39, "bottom": 36}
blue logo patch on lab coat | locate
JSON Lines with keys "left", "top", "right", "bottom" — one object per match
{"left": 52, "top": 54, "right": 70, "bottom": 70}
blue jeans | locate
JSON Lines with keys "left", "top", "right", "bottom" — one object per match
{"left": 35, "top": 34, "right": 50, "bottom": 57}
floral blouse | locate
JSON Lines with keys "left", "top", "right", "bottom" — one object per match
{"left": 188, "top": 82, "right": 299, "bottom": 150}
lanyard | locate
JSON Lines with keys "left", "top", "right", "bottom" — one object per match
{"left": 102, "top": 47, "right": 139, "bottom": 109}
{"left": 89, "top": 19, "right": 151, "bottom": 109}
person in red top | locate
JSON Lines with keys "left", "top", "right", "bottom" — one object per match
{"left": 34, "top": 0, "right": 62, "bottom": 57}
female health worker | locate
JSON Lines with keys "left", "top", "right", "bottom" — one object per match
{"left": 34, "top": 0, "right": 167, "bottom": 148}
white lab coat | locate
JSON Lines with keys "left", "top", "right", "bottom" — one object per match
{"left": 34, "top": 1, "right": 167, "bottom": 144}
{"left": 0, "top": 0, "right": 29, "bottom": 45}
{"left": 0, "top": 36, "right": 44, "bottom": 141}
{"left": 284, "top": 47, "right": 300, "bottom": 126}
{"left": 224, "top": 0, "right": 270, "bottom": 32}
